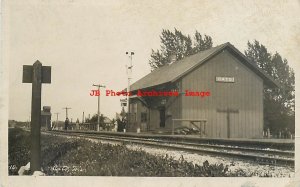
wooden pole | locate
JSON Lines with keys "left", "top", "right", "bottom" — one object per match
{"left": 172, "top": 120, "right": 174, "bottom": 135}
{"left": 53, "top": 112, "right": 59, "bottom": 130}
{"left": 82, "top": 111, "right": 85, "bottom": 123}
{"left": 23, "top": 60, "right": 51, "bottom": 174}
{"left": 92, "top": 84, "right": 105, "bottom": 131}
{"left": 226, "top": 109, "right": 230, "bottom": 139}
{"left": 97, "top": 89, "right": 100, "bottom": 131}
{"left": 203, "top": 121, "right": 206, "bottom": 136}
{"left": 30, "top": 61, "right": 42, "bottom": 173}
{"left": 62, "top": 107, "right": 71, "bottom": 119}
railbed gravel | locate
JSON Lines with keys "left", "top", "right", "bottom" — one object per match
{"left": 126, "top": 144, "right": 294, "bottom": 177}
{"left": 45, "top": 132, "right": 294, "bottom": 177}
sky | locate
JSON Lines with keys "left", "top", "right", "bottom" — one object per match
{"left": 5, "top": 0, "right": 300, "bottom": 122}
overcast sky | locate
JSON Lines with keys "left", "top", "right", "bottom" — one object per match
{"left": 6, "top": 0, "right": 300, "bottom": 122}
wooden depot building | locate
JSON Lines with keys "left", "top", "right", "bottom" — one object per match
{"left": 127, "top": 42, "right": 278, "bottom": 138}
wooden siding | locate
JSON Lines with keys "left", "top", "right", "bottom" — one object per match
{"left": 165, "top": 93, "right": 182, "bottom": 130}
{"left": 128, "top": 100, "right": 148, "bottom": 132}
{"left": 181, "top": 49, "right": 263, "bottom": 138}
{"left": 149, "top": 108, "right": 160, "bottom": 130}
{"left": 148, "top": 94, "right": 182, "bottom": 131}
{"left": 129, "top": 90, "right": 182, "bottom": 132}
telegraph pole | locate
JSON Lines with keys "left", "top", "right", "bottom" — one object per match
{"left": 92, "top": 84, "right": 106, "bottom": 131}
{"left": 82, "top": 111, "right": 85, "bottom": 123}
{"left": 125, "top": 51, "right": 134, "bottom": 131}
{"left": 62, "top": 107, "right": 71, "bottom": 119}
{"left": 54, "top": 112, "right": 59, "bottom": 130}
{"left": 54, "top": 113, "right": 59, "bottom": 122}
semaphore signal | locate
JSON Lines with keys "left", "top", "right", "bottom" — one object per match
{"left": 125, "top": 51, "right": 134, "bottom": 130}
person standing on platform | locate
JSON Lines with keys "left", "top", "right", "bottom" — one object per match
{"left": 76, "top": 118, "right": 79, "bottom": 130}
{"left": 64, "top": 118, "right": 69, "bottom": 130}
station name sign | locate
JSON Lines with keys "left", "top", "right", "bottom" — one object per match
{"left": 215, "top": 76, "right": 235, "bottom": 83}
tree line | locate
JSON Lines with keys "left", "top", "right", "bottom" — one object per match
{"left": 149, "top": 28, "right": 295, "bottom": 134}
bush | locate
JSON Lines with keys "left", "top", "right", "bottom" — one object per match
{"left": 8, "top": 128, "right": 31, "bottom": 175}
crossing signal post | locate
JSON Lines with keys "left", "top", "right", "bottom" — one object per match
{"left": 22, "top": 60, "right": 51, "bottom": 173}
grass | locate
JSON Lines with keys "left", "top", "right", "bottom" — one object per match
{"left": 8, "top": 127, "right": 265, "bottom": 176}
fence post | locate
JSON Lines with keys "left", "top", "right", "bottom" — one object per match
{"left": 203, "top": 121, "right": 206, "bottom": 137}
{"left": 172, "top": 120, "right": 174, "bottom": 135}
{"left": 30, "top": 62, "right": 42, "bottom": 173}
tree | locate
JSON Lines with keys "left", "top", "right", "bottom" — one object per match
{"left": 149, "top": 28, "right": 213, "bottom": 70}
{"left": 193, "top": 31, "right": 213, "bottom": 53}
{"left": 244, "top": 40, "right": 295, "bottom": 134}
{"left": 88, "top": 114, "right": 105, "bottom": 126}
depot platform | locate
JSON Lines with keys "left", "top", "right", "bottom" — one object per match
{"left": 53, "top": 130, "right": 295, "bottom": 150}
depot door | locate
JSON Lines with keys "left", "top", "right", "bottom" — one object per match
{"left": 159, "top": 107, "right": 165, "bottom": 128}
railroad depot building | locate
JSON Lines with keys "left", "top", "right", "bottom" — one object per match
{"left": 127, "top": 42, "right": 278, "bottom": 138}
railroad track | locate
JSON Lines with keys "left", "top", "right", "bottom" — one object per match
{"left": 45, "top": 130, "right": 294, "bottom": 167}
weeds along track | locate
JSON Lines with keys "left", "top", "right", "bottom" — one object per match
{"left": 45, "top": 130, "right": 294, "bottom": 167}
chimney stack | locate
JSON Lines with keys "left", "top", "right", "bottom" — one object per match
{"left": 168, "top": 53, "right": 177, "bottom": 65}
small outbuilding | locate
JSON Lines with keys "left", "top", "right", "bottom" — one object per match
{"left": 41, "top": 106, "right": 52, "bottom": 130}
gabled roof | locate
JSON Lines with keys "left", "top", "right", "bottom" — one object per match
{"left": 103, "top": 117, "right": 112, "bottom": 124}
{"left": 130, "top": 42, "right": 279, "bottom": 91}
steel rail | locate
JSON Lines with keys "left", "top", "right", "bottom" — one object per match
{"left": 45, "top": 131, "right": 294, "bottom": 167}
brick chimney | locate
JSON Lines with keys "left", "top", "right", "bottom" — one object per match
{"left": 168, "top": 53, "right": 177, "bottom": 65}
